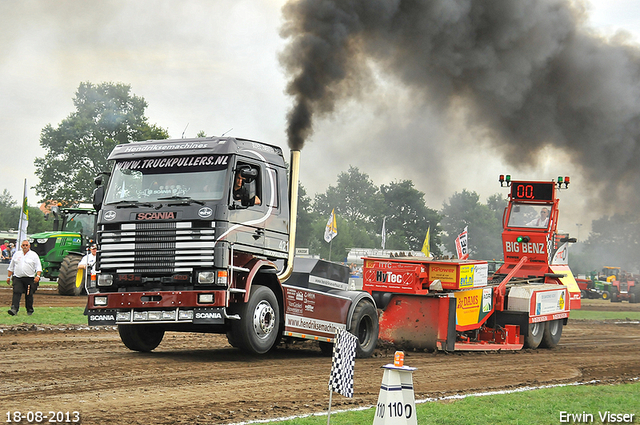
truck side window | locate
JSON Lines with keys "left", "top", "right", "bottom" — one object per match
{"left": 232, "top": 163, "right": 261, "bottom": 207}
{"left": 266, "top": 168, "right": 278, "bottom": 208}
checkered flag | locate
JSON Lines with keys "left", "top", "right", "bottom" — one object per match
{"left": 328, "top": 328, "right": 357, "bottom": 398}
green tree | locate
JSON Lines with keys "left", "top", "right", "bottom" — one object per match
{"left": 294, "top": 183, "right": 320, "bottom": 250}
{"left": 440, "top": 190, "right": 505, "bottom": 260}
{"left": 379, "top": 180, "right": 442, "bottom": 254}
{"left": 580, "top": 213, "right": 640, "bottom": 272}
{"left": 34, "top": 82, "right": 169, "bottom": 203}
{"left": 313, "top": 166, "right": 384, "bottom": 233}
{"left": 0, "top": 189, "right": 18, "bottom": 230}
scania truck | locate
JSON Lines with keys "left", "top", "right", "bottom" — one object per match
{"left": 87, "top": 137, "right": 378, "bottom": 357}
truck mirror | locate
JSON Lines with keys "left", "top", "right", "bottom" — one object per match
{"left": 92, "top": 186, "right": 105, "bottom": 212}
{"left": 240, "top": 167, "right": 258, "bottom": 182}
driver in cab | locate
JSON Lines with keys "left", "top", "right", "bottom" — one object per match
{"left": 233, "top": 167, "right": 261, "bottom": 206}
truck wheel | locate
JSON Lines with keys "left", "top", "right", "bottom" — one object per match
{"left": 57, "top": 254, "right": 83, "bottom": 296}
{"left": 540, "top": 320, "right": 563, "bottom": 348}
{"left": 601, "top": 291, "right": 610, "bottom": 300}
{"left": 118, "top": 324, "right": 165, "bottom": 352}
{"left": 231, "top": 285, "right": 280, "bottom": 355}
{"left": 524, "top": 322, "right": 544, "bottom": 349}
{"left": 349, "top": 300, "right": 378, "bottom": 358}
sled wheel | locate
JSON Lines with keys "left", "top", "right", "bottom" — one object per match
{"left": 524, "top": 321, "right": 544, "bottom": 349}
{"left": 349, "top": 300, "right": 378, "bottom": 358}
{"left": 231, "top": 285, "right": 280, "bottom": 354}
{"left": 118, "top": 324, "right": 165, "bottom": 352}
{"left": 540, "top": 319, "right": 563, "bottom": 348}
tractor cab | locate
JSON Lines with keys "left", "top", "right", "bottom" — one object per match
{"left": 495, "top": 176, "right": 582, "bottom": 309}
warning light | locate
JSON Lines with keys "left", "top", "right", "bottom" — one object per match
{"left": 557, "top": 176, "right": 570, "bottom": 189}
{"left": 516, "top": 236, "right": 530, "bottom": 243}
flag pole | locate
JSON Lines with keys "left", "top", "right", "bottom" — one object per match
{"left": 327, "top": 389, "right": 333, "bottom": 424}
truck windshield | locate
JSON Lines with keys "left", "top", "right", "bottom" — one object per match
{"left": 104, "top": 154, "right": 230, "bottom": 205}
{"left": 507, "top": 203, "right": 551, "bottom": 228}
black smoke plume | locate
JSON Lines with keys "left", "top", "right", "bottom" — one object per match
{"left": 280, "top": 0, "right": 640, "bottom": 210}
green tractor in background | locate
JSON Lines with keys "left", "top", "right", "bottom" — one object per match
{"left": 29, "top": 204, "right": 97, "bottom": 295}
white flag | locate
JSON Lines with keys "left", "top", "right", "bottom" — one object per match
{"left": 17, "top": 179, "right": 28, "bottom": 245}
{"left": 381, "top": 217, "right": 386, "bottom": 249}
{"left": 328, "top": 329, "right": 357, "bottom": 398}
{"left": 455, "top": 226, "right": 469, "bottom": 260}
{"left": 324, "top": 208, "right": 337, "bottom": 243}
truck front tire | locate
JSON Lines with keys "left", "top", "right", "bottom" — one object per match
{"left": 118, "top": 324, "right": 165, "bottom": 352}
{"left": 57, "top": 254, "right": 83, "bottom": 296}
{"left": 231, "top": 285, "right": 280, "bottom": 355}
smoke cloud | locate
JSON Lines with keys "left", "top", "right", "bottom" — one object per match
{"left": 280, "top": 0, "right": 640, "bottom": 211}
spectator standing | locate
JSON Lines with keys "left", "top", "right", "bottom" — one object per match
{"left": 6, "top": 240, "right": 42, "bottom": 316}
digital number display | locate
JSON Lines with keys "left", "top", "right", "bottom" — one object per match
{"left": 511, "top": 182, "right": 554, "bottom": 201}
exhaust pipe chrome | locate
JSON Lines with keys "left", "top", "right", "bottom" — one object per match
{"left": 278, "top": 150, "right": 301, "bottom": 283}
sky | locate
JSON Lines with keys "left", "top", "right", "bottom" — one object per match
{"left": 1, "top": 0, "right": 639, "bottom": 242}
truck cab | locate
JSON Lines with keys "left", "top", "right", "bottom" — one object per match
{"left": 87, "top": 137, "right": 378, "bottom": 357}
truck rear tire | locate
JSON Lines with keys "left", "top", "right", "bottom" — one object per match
{"left": 118, "top": 324, "right": 165, "bottom": 352}
{"left": 57, "top": 254, "right": 83, "bottom": 296}
{"left": 231, "top": 285, "right": 280, "bottom": 355}
{"left": 349, "top": 300, "right": 378, "bottom": 358}
{"left": 540, "top": 319, "right": 563, "bottom": 348}
{"left": 524, "top": 322, "right": 544, "bottom": 349}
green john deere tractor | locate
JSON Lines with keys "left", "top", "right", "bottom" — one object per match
{"left": 29, "top": 204, "right": 97, "bottom": 295}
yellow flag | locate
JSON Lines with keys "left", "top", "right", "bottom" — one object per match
{"left": 421, "top": 226, "right": 431, "bottom": 257}
{"left": 324, "top": 208, "right": 337, "bottom": 242}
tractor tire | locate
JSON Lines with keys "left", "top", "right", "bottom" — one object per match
{"left": 230, "top": 285, "right": 280, "bottom": 355}
{"left": 540, "top": 320, "right": 563, "bottom": 348}
{"left": 57, "top": 254, "right": 83, "bottom": 296}
{"left": 118, "top": 324, "right": 165, "bottom": 352}
{"left": 601, "top": 291, "right": 610, "bottom": 300}
{"left": 349, "top": 300, "right": 378, "bottom": 358}
{"left": 524, "top": 321, "right": 544, "bottom": 349}
{"left": 611, "top": 292, "right": 621, "bottom": 303}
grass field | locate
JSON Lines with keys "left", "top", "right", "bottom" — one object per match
{"left": 271, "top": 381, "right": 640, "bottom": 425}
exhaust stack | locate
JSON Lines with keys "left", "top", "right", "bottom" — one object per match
{"left": 278, "top": 149, "right": 301, "bottom": 283}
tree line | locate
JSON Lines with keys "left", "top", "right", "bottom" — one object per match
{"left": 0, "top": 81, "right": 635, "bottom": 273}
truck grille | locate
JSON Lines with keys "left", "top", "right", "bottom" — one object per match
{"left": 98, "top": 221, "right": 216, "bottom": 273}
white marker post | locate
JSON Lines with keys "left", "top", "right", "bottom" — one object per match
{"left": 372, "top": 364, "right": 417, "bottom": 425}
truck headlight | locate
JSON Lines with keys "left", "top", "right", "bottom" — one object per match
{"left": 199, "top": 293, "right": 214, "bottom": 303}
{"left": 37, "top": 238, "right": 48, "bottom": 244}
{"left": 198, "top": 271, "right": 215, "bottom": 284}
{"left": 98, "top": 274, "right": 113, "bottom": 287}
{"left": 94, "top": 296, "right": 108, "bottom": 306}
{"left": 116, "top": 311, "right": 131, "bottom": 322}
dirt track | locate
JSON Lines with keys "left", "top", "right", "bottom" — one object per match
{"left": 1, "top": 287, "right": 640, "bottom": 424}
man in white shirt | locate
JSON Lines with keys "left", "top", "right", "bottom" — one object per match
{"left": 526, "top": 208, "right": 550, "bottom": 228}
{"left": 78, "top": 244, "right": 97, "bottom": 292}
{"left": 6, "top": 240, "right": 43, "bottom": 316}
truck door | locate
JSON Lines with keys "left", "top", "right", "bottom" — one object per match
{"left": 228, "top": 161, "right": 266, "bottom": 253}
